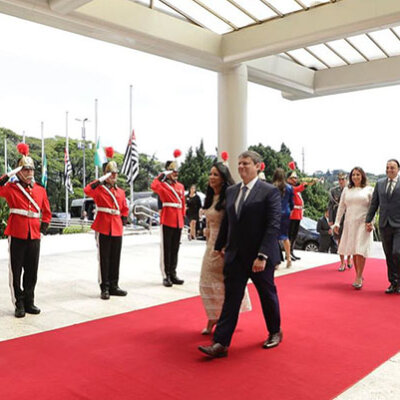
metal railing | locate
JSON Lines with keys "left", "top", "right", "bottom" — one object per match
{"left": 132, "top": 204, "right": 160, "bottom": 231}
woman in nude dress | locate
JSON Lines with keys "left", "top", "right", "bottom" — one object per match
{"left": 334, "top": 167, "right": 373, "bottom": 289}
{"left": 199, "top": 162, "right": 252, "bottom": 334}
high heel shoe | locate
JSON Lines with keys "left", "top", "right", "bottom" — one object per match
{"left": 338, "top": 264, "right": 346, "bottom": 272}
{"left": 201, "top": 320, "right": 217, "bottom": 335}
{"left": 352, "top": 280, "right": 363, "bottom": 290}
{"left": 286, "top": 261, "right": 292, "bottom": 268}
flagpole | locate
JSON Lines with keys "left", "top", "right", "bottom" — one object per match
{"left": 65, "top": 111, "right": 69, "bottom": 223}
{"left": 129, "top": 85, "right": 134, "bottom": 204}
{"left": 4, "top": 137, "right": 7, "bottom": 174}
{"left": 41, "top": 121, "right": 44, "bottom": 171}
{"left": 22, "top": 130, "right": 26, "bottom": 143}
{"left": 95, "top": 98, "right": 98, "bottom": 179}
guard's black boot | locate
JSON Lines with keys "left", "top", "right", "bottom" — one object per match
{"left": 170, "top": 275, "right": 184, "bottom": 285}
{"left": 15, "top": 301, "right": 25, "bottom": 318}
{"left": 101, "top": 289, "right": 110, "bottom": 300}
{"left": 25, "top": 303, "right": 41, "bottom": 314}
{"left": 163, "top": 276, "right": 173, "bottom": 287}
{"left": 110, "top": 287, "right": 128, "bottom": 296}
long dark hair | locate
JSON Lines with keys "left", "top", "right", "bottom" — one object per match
{"left": 203, "top": 162, "right": 235, "bottom": 211}
{"left": 348, "top": 166, "right": 367, "bottom": 188}
{"left": 272, "top": 168, "right": 286, "bottom": 196}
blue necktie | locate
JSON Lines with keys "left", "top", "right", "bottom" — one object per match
{"left": 237, "top": 186, "right": 248, "bottom": 217}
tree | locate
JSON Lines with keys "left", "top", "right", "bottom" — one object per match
{"left": 178, "top": 140, "right": 213, "bottom": 192}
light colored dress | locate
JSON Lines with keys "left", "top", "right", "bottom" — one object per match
{"left": 335, "top": 186, "right": 374, "bottom": 258}
{"left": 199, "top": 195, "right": 252, "bottom": 320}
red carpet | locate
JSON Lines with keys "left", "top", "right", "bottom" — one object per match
{"left": 1, "top": 258, "right": 400, "bottom": 400}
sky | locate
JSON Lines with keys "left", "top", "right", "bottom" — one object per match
{"left": 0, "top": 12, "right": 399, "bottom": 175}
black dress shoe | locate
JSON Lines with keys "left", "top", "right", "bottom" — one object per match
{"left": 15, "top": 303, "right": 25, "bottom": 318}
{"left": 385, "top": 284, "right": 397, "bottom": 294}
{"left": 170, "top": 276, "right": 184, "bottom": 285}
{"left": 109, "top": 287, "right": 128, "bottom": 296}
{"left": 291, "top": 254, "right": 301, "bottom": 261}
{"left": 263, "top": 331, "right": 283, "bottom": 349}
{"left": 163, "top": 277, "right": 173, "bottom": 287}
{"left": 25, "top": 304, "right": 41, "bottom": 314}
{"left": 198, "top": 343, "right": 228, "bottom": 358}
{"left": 101, "top": 290, "right": 110, "bottom": 300}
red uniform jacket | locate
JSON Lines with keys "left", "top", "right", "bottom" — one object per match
{"left": 0, "top": 181, "right": 51, "bottom": 240}
{"left": 290, "top": 184, "right": 306, "bottom": 220}
{"left": 84, "top": 182, "right": 129, "bottom": 237}
{"left": 151, "top": 176, "right": 185, "bottom": 229}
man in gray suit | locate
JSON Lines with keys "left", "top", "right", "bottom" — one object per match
{"left": 366, "top": 159, "right": 400, "bottom": 294}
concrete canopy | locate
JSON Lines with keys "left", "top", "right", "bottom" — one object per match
{"left": 0, "top": 0, "right": 400, "bottom": 99}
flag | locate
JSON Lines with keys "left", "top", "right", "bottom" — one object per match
{"left": 64, "top": 148, "right": 74, "bottom": 194}
{"left": 121, "top": 130, "right": 139, "bottom": 184}
{"left": 94, "top": 137, "right": 107, "bottom": 167}
{"left": 41, "top": 153, "right": 48, "bottom": 188}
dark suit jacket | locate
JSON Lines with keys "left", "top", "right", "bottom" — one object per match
{"left": 366, "top": 177, "right": 400, "bottom": 228}
{"left": 317, "top": 216, "right": 332, "bottom": 249}
{"left": 214, "top": 179, "right": 281, "bottom": 267}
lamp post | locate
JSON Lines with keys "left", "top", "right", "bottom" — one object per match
{"left": 75, "top": 117, "right": 89, "bottom": 194}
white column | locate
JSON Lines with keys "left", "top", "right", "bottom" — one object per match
{"left": 218, "top": 64, "right": 247, "bottom": 181}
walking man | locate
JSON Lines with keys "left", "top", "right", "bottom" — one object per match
{"left": 199, "top": 150, "right": 282, "bottom": 358}
{"left": 366, "top": 159, "right": 400, "bottom": 294}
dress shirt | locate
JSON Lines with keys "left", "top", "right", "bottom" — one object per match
{"left": 386, "top": 175, "right": 398, "bottom": 193}
{"left": 235, "top": 176, "right": 258, "bottom": 213}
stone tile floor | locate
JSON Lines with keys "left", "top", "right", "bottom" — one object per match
{"left": 0, "top": 231, "right": 398, "bottom": 399}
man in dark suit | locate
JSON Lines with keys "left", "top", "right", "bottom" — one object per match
{"left": 366, "top": 159, "right": 400, "bottom": 294}
{"left": 198, "top": 150, "right": 282, "bottom": 358}
{"left": 317, "top": 209, "right": 337, "bottom": 253}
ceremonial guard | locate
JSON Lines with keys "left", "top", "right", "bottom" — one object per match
{"left": 286, "top": 161, "right": 315, "bottom": 260}
{"left": 151, "top": 150, "right": 186, "bottom": 287}
{"left": 0, "top": 143, "right": 51, "bottom": 318}
{"left": 84, "top": 147, "right": 129, "bottom": 300}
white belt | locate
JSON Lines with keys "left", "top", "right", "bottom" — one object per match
{"left": 294, "top": 205, "right": 303, "bottom": 209}
{"left": 97, "top": 207, "right": 121, "bottom": 216}
{"left": 162, "top": 202, "right": 182, "bottom": 209}
{"left": 10, "top": 208, "right": 40, "bottom": 218}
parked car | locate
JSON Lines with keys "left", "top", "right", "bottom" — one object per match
{"left": 70, "top": 198, "right": 95, "bottom": 220}
{"left": 47, "top": 212, "right": 71, "bottom": 235}
{"left": 294, "top": 217, "right": 321, "bottom": 252}
{"left": 130, "top": 192, "right": 160, "bottom": 226}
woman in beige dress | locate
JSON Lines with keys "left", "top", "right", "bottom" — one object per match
{"left": 199, "top": 162, "right": 252, "bottom": 334}
{"left": 334, "top": 167, "right": 373, "bottom": 289}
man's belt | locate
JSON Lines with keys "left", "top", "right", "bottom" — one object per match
{"left": 294, "top": 205, "right": 303, "bottom": 210}
{"left": 10, "top": 208, "right": 40, "bottom": 218}
{"left": 97, "top": 207, "right": 121, "bottom": 215}
{"left": 162, "top": 202, "right": 182, "bottom": 209}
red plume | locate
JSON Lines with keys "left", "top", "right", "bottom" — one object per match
{"left": 288, "top": 161, "right": 296, "bottom": 171}
{"left": 17, "top": 143, "right": 29, "bottom": 156}
{"left": 173, "top": 149, "right": 181, "bottom": 158}
{"left": 260, "top": 162, "right": 265, "bottom": 172}
{"left": 105, "top": 147, "right": 114, "bottom": 159}
{"left": 221, "top": 151, "right": 229, "bottom": 161}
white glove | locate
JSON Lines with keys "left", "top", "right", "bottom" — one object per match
{"left": 99, "top": 172, "right": 112, "bottom": 182}
{"left": 7, "top": 166, "right": 23, "bottom": 178}
{"left": 162, "top": 170, "right": 174, "bottom": 177}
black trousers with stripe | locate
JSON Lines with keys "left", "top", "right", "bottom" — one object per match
{"left": 97, "top": 233, "right": 122, "bottom": 291}
{"left": 9, "top": 237, "right": 41, "bottom": 306}
{"left": 162, "top": 225, "right": 182, "bottom": 278}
